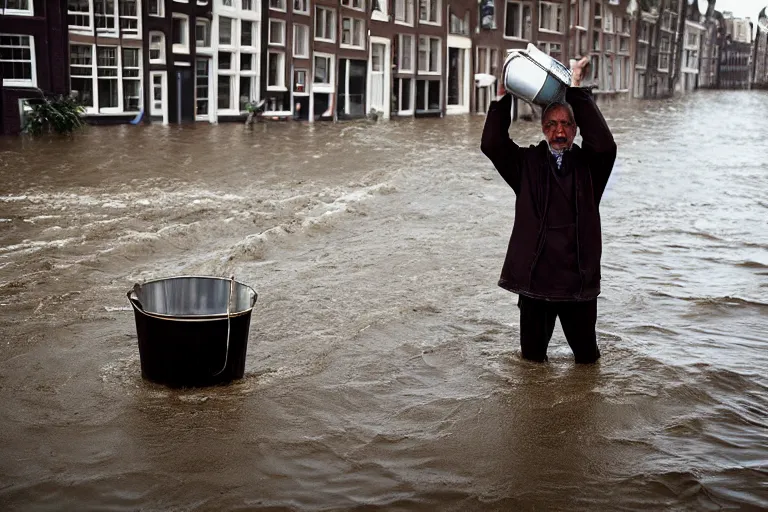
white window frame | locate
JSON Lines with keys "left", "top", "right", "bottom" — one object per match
{"left": 267, "top": 50, "right": 286, "bottom": 90}
{"left": 371, "top": 0, "right": 388, "bottom": 22}
{"left": 148, "top": 0, "right": 163, "bottom": 17}
{"left": 340, "top": 17, "right": 365, "bottom": 50}
{"left": 118, "top": 0, "right": 140, "bottom": 38}
{"left": 415, "top": 78, "right": 440, "bottom": 112}
{"left": 269, "top": 0, "right": 286, "bottom": 12}
{"left": 218, "top": 15, "right": 235, "bottom": 46}
{"left": 172, "top": 13, "right": 190, "bottom": 54}
{"left": 312, "top": 52, "right": 334, "bottom": 93}
{"left": 293, "top": 23, "right": 310, "bottom": 59}
{"left": 417, "top": 36, "right": 440, "bottom": 75}
{"left": 196, "top": 19, "right": 212, "bottom": 53}
{"left": 419, "top": 0, "right": 440, "bottom": 25}
{"left": 95, "top": 46, "right": 121, "bottom": 113}
{"left": 396, "top": 77, "right": 414, "bottom": 114}
{"left": 94, "top": 0, "right": 118, "bottom": 36}
{"left": 293, "top": 67, "right": 309, "bottom": 95}
{"left": 67, "top": 0, "right": 92, "bottom": 32}
{"left": 0, "top": 34, "right": 37, "bottom": 88}
{"left": 341, "top": 0, "right": 364, "bottom": 11}
{"left": 538, "top": 1, "right": 563, "bottom": 34}
{"left": 121, "top": 47, "right": 142, "bottom": 112}
{"left": 69, "top": 43, "right": 94, "bottom": 109}
{"left": 603, "top": 8, "right": 613, "bottom": 33}
{"left": 398, "top": 33, "right": 414, "bottom": 73}
{"left": 195, "top": 58, "right": 211, "bottom": 119}
{"left": 503, "top": 1, "right": 531, "bottom": 41}
{"left": 0, "top": 0, "right": 34, "bottom": 16}
{"left": 241, "top": 19, "right": 258, "bottom": 49}
{"left": 315, "top": 6, "right": 336, "bottom": 43}
{"left": 293, "top": 0, "right": 309, "bottom": 15}
{"left": 149, "top": 31, "right": 166, "bottom": 63}
{"left": 150, "top": 70, "right": 168, "bottom": 123}
{"left": 395, "top": 0, "right": 414, "bottom": 25}
{"left": 269, "top": 19, "right": 286, "bottom": 46}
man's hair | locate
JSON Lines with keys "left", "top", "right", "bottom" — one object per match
{"left": 541, "top": 101, "right": 575, "bottom": 125}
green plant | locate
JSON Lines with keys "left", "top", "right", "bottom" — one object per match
{"left": 23, "top": 95, "right": 86, "bottom": 136}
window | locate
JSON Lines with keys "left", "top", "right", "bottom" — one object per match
{"left": 395, "top": 0, "right": 414, "bottom": 24}
{"left": 619, "top": 36, "right": 629, "bottom": 54}
{"left": 148, "top": 0, "right": 163, "bottom": 16}
{"left": 593, "top": 31, "right": 600, "bottom": 51}
{"left": 68, "top": 0, "right": 91, "bottom": 30}
{"left": 636, "top": 46, "right": 647, "bottom": 67}
{"left": 97, "top": 47, "right": 119, "bottom": 109}
{"left": 399, "top": 34, "right": 414, "bottom": 72}
{"left": 240, "top": 53, "right": 254, "bottom": 71}
{"left": 268, "top": 51, "right": 285, "bottom": 89}
{"left": 577, "top": 0, "right": 588, "bottom": 27}
{"left": 341, "top": 0, "right": 363, "bottom": 9}
{"left": 219, "top": 17, "right": 233, "bottom": 45}
{"left": 270, "top": 0, "right": 286, "bottom": 10}
{"left": 419, "top": 0, "right": 439, "bottom": 24}
{"left": 341, "top": 17, "right": 364, "bottom": 48}
{"left": 371, "top": 0, "right": 387, "bottom": 20}
{"left": 450, "top": 12, "right": 470, "bottom": 35}
{"left": 239, "top": 76, "right": 252, "bottom": 110}
{"left": 196, "top": 20, "right": 211, "bottom": 48}
{"left": 241, "top": 0, "right": 254, "bottom": 9}
{"left": 151, "top": 72, "right": 164, "bottom": 115}
{"left": 172, "top": 14, "right": 189, "bottom": 53}
{"left": 315, "top": 7, "right": 336, "bottom": 42}
{"left": 269, "top": 20, "right": 286, "bottom": 46}
{"left": 1, "top": 0, "right": 33, "bottom": 15}
{"left": 242, "top": 20, "right": 256, "bottom": 47}
{"left": 504, "top": 1, "right": 532, "bottom": 39}
{"left": 218, "top": 51, "right": 233, "bottom": 70}
{"left": 70, "top": 44, "right": 93, "bottom": 107}
{"left": 294, "top": 69, "right": 307, "bottom": 92}
{"left": 218, "top": 74, "right": 233, "bottom": 109}
{"left": 119, "top": 0, "right": 138, "bottom": 36}
{"left": 293, "top": 0, "right": 309, "bottom": 14}
{"left": 149, "top": 32, "right": 165, "bottom": 63}
{"left": 603, "top": 9, "right": 613, "bottom": 32}
{"left": 639, "top": 22, "right": 649, "bottom": 43}
{"left": 537, "top": 42, "right": 561, "bottom": 63}
{"left": 396, "top": 78, "right": 412, "bottom": 112}
{"left": 415, "top": 79, "right": 440, "bottom": 111}
{"left": 121, "top": 48, "right": 140, "bottom": 112}
{"left": 0, "top": 34, "right": 36, "bottom": 87}
{"left": 293, "top": 24, "right": 309, "bottom": 58}
{"left": 604, "top": 34, "right": 613, "bottom": 52}
{"left": 539, "top": 1, "right": 563, "bottom": 33}
{"left": 417, "top": 36, "right": 440, "bottom": 74}
{"left": 313, "top": 53, "right": 333, "bottom": 86}
{"left": 196, "top": 59, "right": 210, "bottom": 116}
{"left": 95, "top": 0, "right": 116, "bottom": 34}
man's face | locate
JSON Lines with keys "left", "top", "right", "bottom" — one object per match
{"left": 542, "top": 106, "right": 576, "bottom": 151}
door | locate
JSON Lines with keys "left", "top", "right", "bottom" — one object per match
{"left": 367, "top": 37, "right": 391, "bottom": 119}
{"left": 446, "top": 35, "right": 471, "bottom": 114}
{"left": 150, "top": 71, "right": 168, "bottom": 125}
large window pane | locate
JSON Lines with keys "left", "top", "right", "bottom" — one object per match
{"left": 217, "top": 75, "right": 231, "bottom": 109}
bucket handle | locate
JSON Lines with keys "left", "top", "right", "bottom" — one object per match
{"left": 211, "top": 275, "right": 235, "bottom": 378}
{"left": 127, "top": 283, "right": 144, "bottom": 311}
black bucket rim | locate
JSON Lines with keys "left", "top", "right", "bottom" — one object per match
{"left": 127, "top": 275, "right": 258, "bottom": 321}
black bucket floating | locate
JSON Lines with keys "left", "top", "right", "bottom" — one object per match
{"left": 127, "top": 276, "right": 258, "bottom": 388}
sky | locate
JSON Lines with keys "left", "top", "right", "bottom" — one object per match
{"left": 712, "top": 0, "right": 766, "bottom": 19}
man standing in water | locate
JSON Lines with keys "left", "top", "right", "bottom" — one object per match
{"left": 480, "top": 58, "right": 616, "bottom": 364}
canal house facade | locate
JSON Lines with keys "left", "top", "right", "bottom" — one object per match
{"left": 6, "top": 0, "right": 767, "bottom": 132}
{"left": 1, "top": 0, "right": 70, "bottom": 134}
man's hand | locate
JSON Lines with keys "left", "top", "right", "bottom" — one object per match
{"left": 571, "top": 57, "right": 590, "bottom": 87}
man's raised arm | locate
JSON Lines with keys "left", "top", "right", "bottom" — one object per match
{"left": 566, "top": 86, "right": 617, "bottom": 202}
{"left": 480, "top": 93, "right": 524, "bottom": 194}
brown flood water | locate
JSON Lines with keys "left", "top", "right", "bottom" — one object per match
{"left": 0, "top": 90, "right": 767, "bottom": 511}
